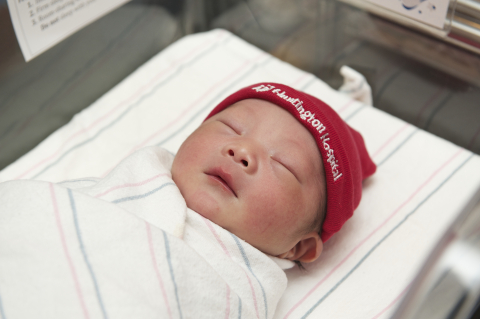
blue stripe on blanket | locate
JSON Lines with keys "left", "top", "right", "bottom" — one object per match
{"left": 376, "top": 129, "right": 419, "bottom": 167}
{"left": 230, "top": 234, "right": 268, "bottom": 319}
{"left": 301, "top": 153, "right": 474, "bottom": 318}
{"left": 111, "top": 182, "right": 175, "bottom": 204}
{"left": 344, "top": 103, "right": 367, "bottom": 121}
{"left": 155, "top": 57, "right": 272, "bottom": 148}
{"left": 68, "top": 189, "right": 109, "bottom": 319}
{"left": 162, "top": 230, "right": 183, "bottom": 319}
{"left": 31, "top": 35, "right": 229, "bottom": 180}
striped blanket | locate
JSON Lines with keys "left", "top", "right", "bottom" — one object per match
{"left": 1, "top": 29, "right": 480, "bottom": 318}
{"left": 0, "top": 146, "right": 288, "bottom": 319}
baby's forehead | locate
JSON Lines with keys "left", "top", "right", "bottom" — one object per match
{"left": 212, "top": 99, "right": 314, "bottom": 139}
{"left": 213, "top": 98, "right": 294, "bottom": 120}
{"left": 217, "top": 99, "right": 260, "bottom": 113}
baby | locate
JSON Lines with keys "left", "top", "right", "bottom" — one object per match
{"left": 0, "top": 82, "right": 377, "bottom": 318}
{"left": 172, "top": 82, "right": 376, "bottom": 263}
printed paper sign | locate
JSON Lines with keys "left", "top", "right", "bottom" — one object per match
{"left": 366, "top": 0, "right": 451, "bottom": 29}
{"left": 7, "top": 0, "right": 131, "bottom": 61}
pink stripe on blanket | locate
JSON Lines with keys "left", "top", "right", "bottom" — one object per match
{"left": 290, "top": 72, "right": 311, "bottom": 88}
{"left": 49, "top": 184, "right": 90, "bottom": 319}
{"left": 203, "top": 218, "right": 231, "bottom": 257}
{"left": 283, "top": 149, "right": 463, "bottom": 319}
{"left": 371, "top": 123, "right": 411, "bottom": 159}
{"left": 371, "top": 283, "right": 411, "bottom": 319}
{"left": 94, "top": 173, "right": 170, "bottom": 198}
{"left": 15, "top": 32, "right": 227, "bottom": 180}
{"left": 146, "top": 222, "right": 173, "bottom": 319}
{"left": 337, "top": 99, "right": 355, "bottom": 114}
{"left": 203, "top": 218, "right": 260, "bottom": 319}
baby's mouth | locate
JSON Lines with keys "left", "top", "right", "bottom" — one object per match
{"left": 206, "top": 169, "right": 237, "bottom": 197}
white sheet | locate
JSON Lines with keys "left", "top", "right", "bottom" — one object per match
{"left": 1, "top": 29, "right": 480, "bottom": 318}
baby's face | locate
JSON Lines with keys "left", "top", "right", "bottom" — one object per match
{"left": 171, "top": 99, "right": 325, "bottom": 257}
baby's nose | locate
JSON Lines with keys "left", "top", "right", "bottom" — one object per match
{"left": 228, "top": 149, "right": 249, "bottom": 167}
{"left": 226, "top": 145, "right": 258, "bottom": 173}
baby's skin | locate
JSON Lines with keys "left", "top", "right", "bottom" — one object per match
{"left": 172, "top": 98, "right": 326, "bottom": 263}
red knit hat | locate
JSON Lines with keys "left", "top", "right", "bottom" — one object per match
{"left": 204, "top": 83, "right": 376, "bottom": 242}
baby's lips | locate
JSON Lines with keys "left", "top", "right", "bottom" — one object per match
{"left": 206, "top": 166, "right": 238, "bottom": 197}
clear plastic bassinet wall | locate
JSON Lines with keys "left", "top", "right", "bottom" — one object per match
{"left": 1, "top": 0, "right": 480, "bottom": 172}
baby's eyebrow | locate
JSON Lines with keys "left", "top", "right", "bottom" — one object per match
{"left": 281, "top": 139, "right": 305, "bottom": 157}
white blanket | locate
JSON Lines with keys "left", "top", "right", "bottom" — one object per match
{"left": 0, "top": 146, "right": 290, "bottom": 319}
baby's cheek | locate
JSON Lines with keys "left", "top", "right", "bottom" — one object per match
{"left": 244, "top": 187, "right": 299, "bottom": 235}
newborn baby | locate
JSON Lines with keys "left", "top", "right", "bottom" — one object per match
{"left": 173, "top": 82, "right": 376, "bottom": 263}
{"left": 0, "top": 82, "right": 376, "bottom": 319}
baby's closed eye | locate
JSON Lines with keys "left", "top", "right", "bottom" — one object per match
{"left": 218, "top": 120, "right": 241, "bottom": 135}
{"left": 271, "top": 156, "right": 299, "bottom": 181}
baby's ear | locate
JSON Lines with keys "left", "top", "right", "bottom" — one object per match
{"left": 276, "top": 232, "right": 323, "bottom": 263}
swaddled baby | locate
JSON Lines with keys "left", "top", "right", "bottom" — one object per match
{"left": 173, "top": 82, "right": 376, "bottom": 263}
{"left": 0, "top": 82, "right": 376, "bottom": 319}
